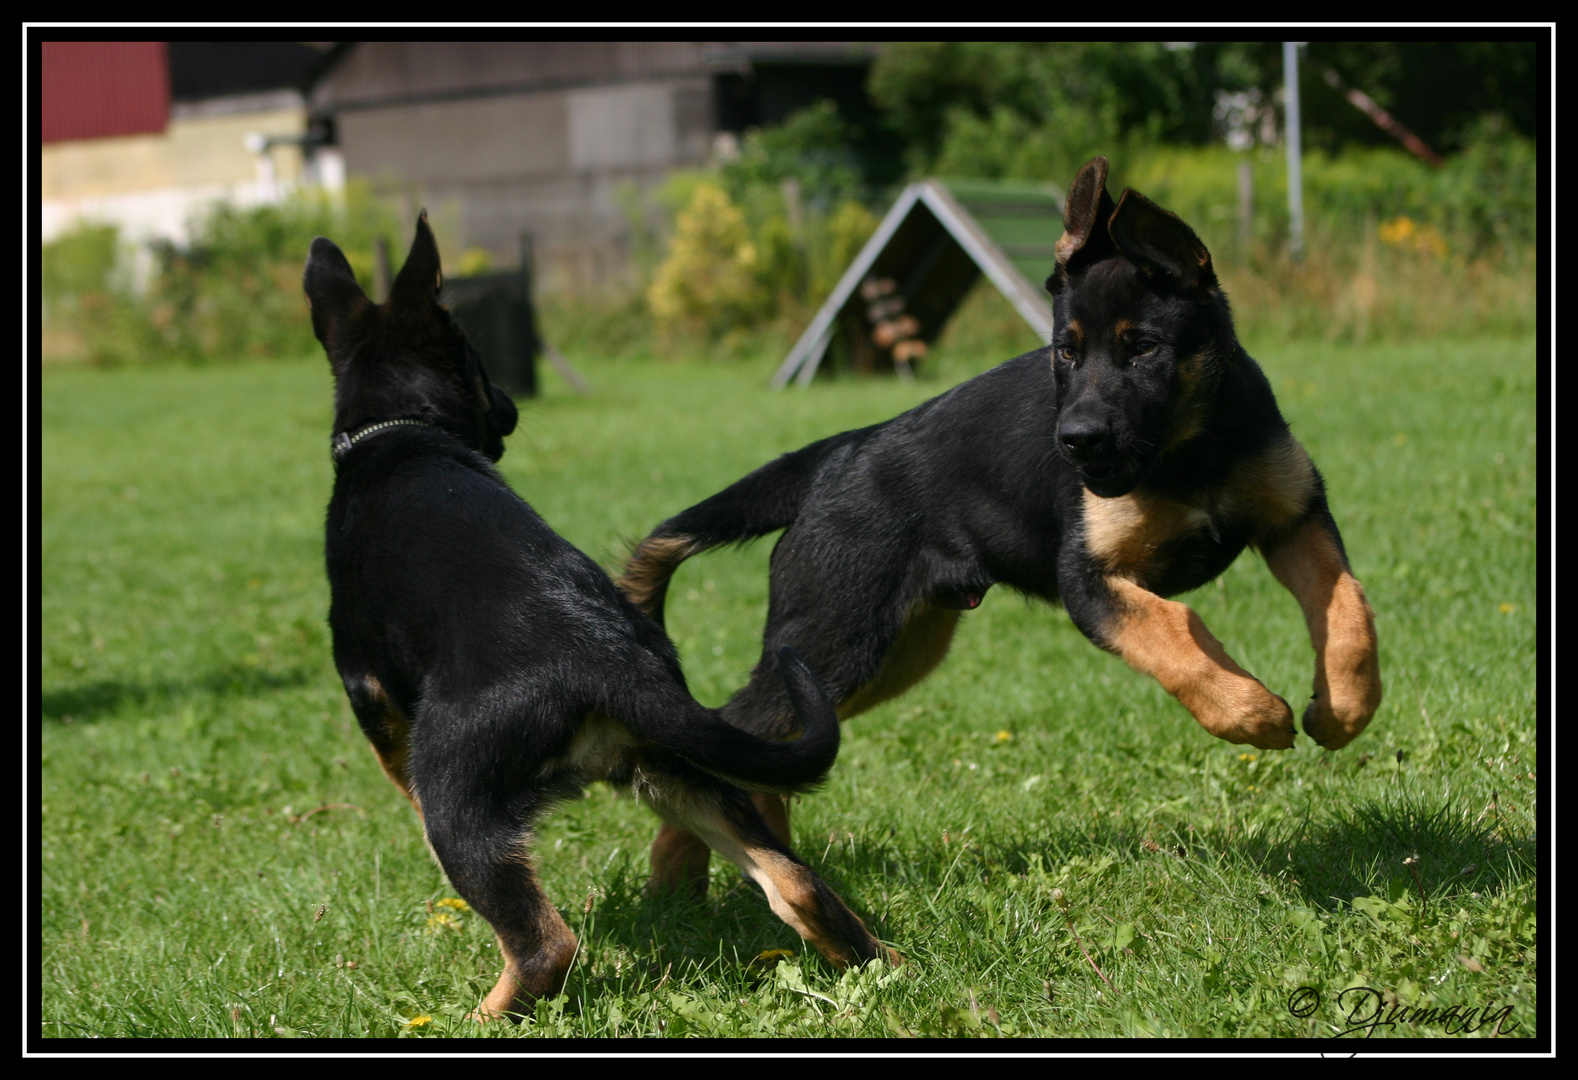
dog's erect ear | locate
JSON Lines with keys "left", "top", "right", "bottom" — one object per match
{"left": 387, "top": 209, "right": 443, "bottom": 312}
{"left": 1057, "top": 156, "right": 1109, "bottom": 262}
{"left": 303, "top": 236, "right": 371, "bottom": 348}
{"left": 1108, "top": 188, "right": 1215, "bottom": 292}
{"left": 1048, "top": 156, "right": 1119, "bottom": 292}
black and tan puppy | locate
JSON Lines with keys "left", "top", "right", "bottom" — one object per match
{"left": 622, "top": 156, "right": 1382, "bottom": 893}
{"left": 306, "top": 214, "right": 893, "bottom": 1020}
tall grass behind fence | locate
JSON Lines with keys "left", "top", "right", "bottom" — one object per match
{"left": 1115, "top": 132, "right": 1536, "bottom": 343}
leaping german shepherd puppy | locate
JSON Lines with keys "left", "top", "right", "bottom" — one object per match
{"left": 307, "top": 214, "right": 894, "bottom": 1020}
{"left": 621, "top": 156, "right": 1382, "bottom": 894}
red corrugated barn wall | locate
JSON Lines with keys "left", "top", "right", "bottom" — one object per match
{"left": 42, "top": 41, "right": 169, "bottom": 144}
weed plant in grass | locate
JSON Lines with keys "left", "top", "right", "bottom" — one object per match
{"left": 40, "top": 330, "right": 1536, "bottom": 1040}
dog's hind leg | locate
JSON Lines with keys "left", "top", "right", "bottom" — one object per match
{"left": 650, "top": 778, "right": 899, "bottom": 969}
{"left": 650, "top": 592, "right": 947, "bottom": 896}
{"left": 831, "top": 602, "right": 962, "bottom": 720}
{"left": 418, "top": 786, "right": 579, "bottom": 1021}
{"left": 722, "top": 592, "right": 924, "bottom": 739}
{"left": 650, "top": 792, "right": 790, "bottom": 898}
{"left": 650, "top": 819, "right": 714, "bottom": 898}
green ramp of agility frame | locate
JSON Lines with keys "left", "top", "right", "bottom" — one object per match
{"left": 772, "top": 177, "right": 1063, "bottom": 387}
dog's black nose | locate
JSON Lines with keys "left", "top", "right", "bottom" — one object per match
{"left": 1058, "top": 420, "right": 1112, "bottom": 461}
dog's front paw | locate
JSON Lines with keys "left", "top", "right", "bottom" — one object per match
{"left": 1194, "top": 680, "right": 1296, "bottom": 749}
{"left": 840, "top": 937, "right": 905, "bottom": 971}
{"left": 1302, "top": 650, "right": 1382, "bottom": 750}
{"left": 1301, "top": 690, "right": 1380, "bottom": 750}
{"left": 1239, "top": 692, "right": 1297, "bottom": 750}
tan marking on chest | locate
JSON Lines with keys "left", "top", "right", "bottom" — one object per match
{"left": 1217, "top": 434, "right": 1318, "bottom": 538}
{"left": 1082, "top": 488, "right": 1211, "bottom": 575}
{"left": 1084, "top": 434, "right": 1320, "bottom": 574}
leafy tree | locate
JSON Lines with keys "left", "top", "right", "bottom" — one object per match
{"left": 1297, "top": 41, "right": 1541, "bottom": 155}
{"left": 865, "top": 41, "right": 1541, "bottom": 182}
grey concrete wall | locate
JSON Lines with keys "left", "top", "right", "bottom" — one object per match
{"left": 332, "top": 76, "right": 715, "bottom": 293}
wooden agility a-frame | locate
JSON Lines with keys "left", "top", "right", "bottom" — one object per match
{"left": 770, "top": 178, "right": 1063, "bottom": 388}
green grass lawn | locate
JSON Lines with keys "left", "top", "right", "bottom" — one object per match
{"left": 39, "top": 332, "right": 1537, "bottom": 1041}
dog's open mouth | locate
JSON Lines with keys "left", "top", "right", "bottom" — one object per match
{"left": 1077, "top": 459, "right": 1138, "bottom": 498}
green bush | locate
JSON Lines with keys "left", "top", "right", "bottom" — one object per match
{"left": 40, "top": 221, "right": 162, "bottom": 367}
{"left": 719, "top": 98, "right": 866, "bottom": 214}
{"left": 641, "top": 102, "right": 882, "bottom": 354}
{"left": 41, "top": 220, "right": 123, "bottom": 303}
{"left": 1429, "top": 114, "right": 1537, "bottom": 251}
{"left": 646, "top": 182, "right": 773, "bottom": 345}
{"left": 147, "top": 183, "right": 408, "bottom": 364}
{"left": 869, "top": 42, "right": 1193, "bottom": 181}
{"left": 41, "top": 181, "right": 410, "bottom": 366}
{"left": 1083, "top": 132, "right": 1536, "bottom": 344}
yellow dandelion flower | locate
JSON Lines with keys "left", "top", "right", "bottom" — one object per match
{"left": 426, "top": 912, "right": 461, "bottom": 932}
{"left": 404, "top": 1015, "right": 432, "bottom": 1028}
{"left": 1379, "top": 216, "right": 1417, "bottom": 245}
{"left": 435, "top": 897, "right": 471, "bottom": 912}
{"left": 754, "top": 948, "right": 795, "bottom": 965}
{"left": 1379, "top": 215, "right": 1447, "bottom": 258}
{"left": 994, "top": 730, "right": 1013, "bottom": 743}
{"left": 1499, "top": 602, "right": 1517, "bottom": 614}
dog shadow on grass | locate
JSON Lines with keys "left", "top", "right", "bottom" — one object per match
{"left": 973, "top": 792, "right": 1533, "bottom": 914}
{"left": 41, "top": 663, "right": 320, "bottom": 725}
{"left": 1258, "top": 793, "right": 1536, "bottom": 910}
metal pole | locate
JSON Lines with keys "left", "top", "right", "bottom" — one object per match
{"left": 1238, "top": 160, "right": 1254, "bottom": 254}
{"left": 1284, "top": 41, "right": 1304, "bottom": 262}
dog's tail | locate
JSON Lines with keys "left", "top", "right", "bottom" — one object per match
{"left": 622, "top": 646, "right": 841, "bottom": 794}
{"left": 619, "top": 440, "right": 833, "bottom": 626}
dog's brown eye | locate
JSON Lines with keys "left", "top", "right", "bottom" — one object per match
{"left": 1058, "top": 346, "right": 1077, "bottom": 362}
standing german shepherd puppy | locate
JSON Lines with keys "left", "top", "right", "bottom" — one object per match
{"left": 307, "top": 214, "right": 893, "bottom": 1020}
{"left": 622, "top": 157, "right": 1382, "bottom": 892}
